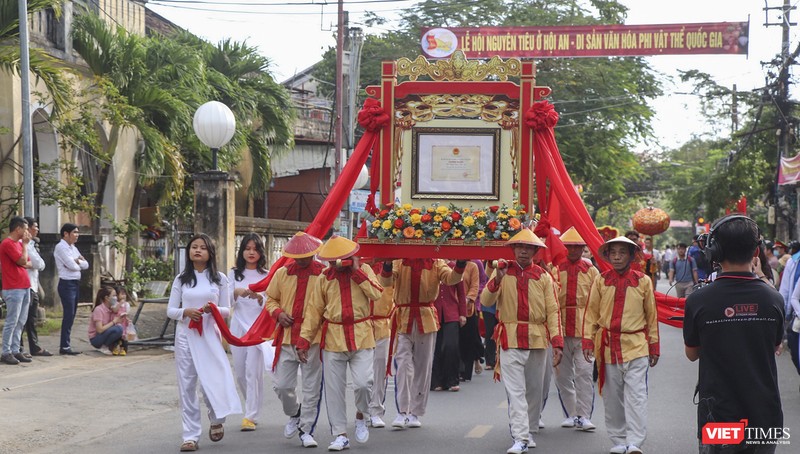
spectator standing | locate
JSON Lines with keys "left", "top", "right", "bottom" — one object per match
{"left": 431, "top": 263, "right": 467, "bottom": 392}
{"left": 684, "top": 215, "right": 784, "bottom": 452}
{"left": 668, "top": 243, "right": 698, "bottom": 298}
{"left": 689, "top": 236, "right": 712, "bottom": 281}
{"left": 482, "top": 261, "right": 498, "bottom": 371}
{"left": 661, "top": 245, "right": 674, "bottom": 279}
{"left": 1, "top": 217, "right": 32, "bottom": 365}
{"left": 583, "top": 236, "right": 660, "bottom": 454}
{"left": 23, "top": 217, "right": 51, "bottom": 356}
{"left": 459, "top": 259, "right": 485, "bottom": 382}
{"left": 642, "top": 237, "right": 661, "bottom": 286}
{"left": 54, "top": 223, "right": 88, "bottom": 355}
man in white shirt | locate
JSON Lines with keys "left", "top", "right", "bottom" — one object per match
{"left": 54, "top": 223, "right": 89, "bottom": 355}
{"left": 22, "top": 217, "right": 51, "bottom": 356}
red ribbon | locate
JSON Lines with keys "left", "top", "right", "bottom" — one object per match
{"left": 189, "top": 318, "right": 203, "bottom": 335}
{"left": 524, "top": 100, "right": 559, "bottom": 132}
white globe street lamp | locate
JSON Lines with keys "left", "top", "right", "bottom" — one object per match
{"left": 193, "top": 101, "right": 236, "bottom": 171}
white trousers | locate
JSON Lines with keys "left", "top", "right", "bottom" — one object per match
{"left": 542, "top": 344, "right": 552, "bottom": 415}
{"left": 175, "top": 332, "right": 226, "bottom": 442}
{"left": 500, "top": 348, "right": 546, "bottom": 442}
{"left": 230, "top": 344, "right": 265, "bottom": 422}
{"left": 273, "top": 344, "right": 323, "bottom": 434}
{"left": 602, "top": 356, "right": 649, "bottom": 448}
{"left": 369, "top": 337, "right": 390, "bottom": 417}
{"left": 323, "top": 349, "right": 374, "bottom": 435}
{"left": 555, "top": 337, "right": 595, "bottom": 418}
{"left": 394, "top": 324, "right": 436, "bottom": 417}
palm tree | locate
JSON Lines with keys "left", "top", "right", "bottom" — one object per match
{"left": 0, "top": 0, "right": 72, "bottom": 116}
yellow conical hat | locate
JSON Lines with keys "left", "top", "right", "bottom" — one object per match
{"left": 559, "top": 227, "right": 586, "bottom": 245}
{"left": 317, "top": 235, "right": 360, "bottom": 261}
{"left": 506, "top": 228, "right": 547, "bottom": 248}
{"left": 597, "top": 235, "right": 641, "bottom": 258}
{"left": 282, "top": 232, "right": 323, "bottom": 259}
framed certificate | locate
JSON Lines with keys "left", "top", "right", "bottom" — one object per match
{"left": 411, "top": 127, "right": 501, "bottom": 199}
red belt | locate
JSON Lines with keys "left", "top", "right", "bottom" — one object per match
{"left": 270, "top": 316, "right": 304, "bottom": 372}
{"left": 321, "top": 316, "right": 372, "bottom": 353}
{"left": 491, "top": 319, "right": 539, "bottom": 382}
{"left": 385, "top": 302, "right": 434, "bottom": 376}
{"left": 596, "top": 327, "right": 647, "bottom": 396}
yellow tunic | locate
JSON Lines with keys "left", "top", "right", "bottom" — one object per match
{"left": 299, "top": 264, "right": 384, "bottom": 352}
{"left": 370, "top": 262, "right": 394, "bottom": 341}
{"left": 557, "top": 259, "right": 600, "bottom": 338}
{"left": 582, "top": 268, "right": 660, "bottom": 364}
{"left": 264, "top": 261, "right": 325, "bottom": 345}
{"left": 480, "top": 262, "right": 564, "bottom": 350}
{"left": 379, "top": 258, "right": 464, "bottom": 334}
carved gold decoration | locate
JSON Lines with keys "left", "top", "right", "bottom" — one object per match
{"left": 393, "top": 115, "right": 415, "bottom": 189}
{"left": 396, "top": 51, "right": 521, "bottom": 81}
{"left": 396, "top": 95, "right": 519, "bottom": 124}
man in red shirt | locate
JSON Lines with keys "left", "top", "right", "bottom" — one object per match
{"left": 1, "top": 216, "right": 32, "bottom": 365}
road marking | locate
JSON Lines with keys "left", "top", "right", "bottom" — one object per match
{"left": 466, "top": 424, "right": 492, "bottom": 438}
{"left": 3, "top": 356, "right": 163, "bottom": 391}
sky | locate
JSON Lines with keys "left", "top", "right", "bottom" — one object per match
{"left": 146, "top": 0, "right": 798, "bottom": 150}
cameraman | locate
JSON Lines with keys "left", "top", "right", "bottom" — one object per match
{"left": 683, "top": 215, "right": 784, "bottom": 453}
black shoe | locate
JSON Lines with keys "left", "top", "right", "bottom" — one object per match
{"left": 32, "top": 348, "right": 53, "bottom": 357}
{"left": 1, "top": 353, "right": 20, "bottom": 365}
{"left": 13, "top": 353, "right": 32, "bottom": 363}
{"left": 59, "top": 348, "right": 81, "bottom": 355}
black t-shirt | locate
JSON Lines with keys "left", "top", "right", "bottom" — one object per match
{"left": 683, "top": 271, "right": 784, "bottom": 437}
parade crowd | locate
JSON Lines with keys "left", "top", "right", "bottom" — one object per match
{"left": 1, "top": 215, "right": 792, "bottom": 454}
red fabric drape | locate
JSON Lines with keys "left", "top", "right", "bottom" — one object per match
{"left": 204, "top": 99, "right": 390, "bottom": 347}
{"left": 525, "top": 101, "right": 685, "bottom": 326}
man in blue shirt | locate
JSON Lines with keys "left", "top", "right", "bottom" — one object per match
{"left": 669, "top": 243, "right": 698, "bottom": 298}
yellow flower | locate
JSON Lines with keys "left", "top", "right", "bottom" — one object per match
{"left": 427, "top": 207, "right": 435, "bottom": 213}
{"left": 508, "top": 209, "right": 517, "bottom": 216}
{"left": 452, "top": 229, "right": 463, "bottom": 238}
{"left": 410, "top": 213, "right": 422, "bottom": 225}
{"left": 381, "top": 220, "right": 392, "bottom": 230}
{"left": 463, "top": 216, "right": 475, "bottom": 227}
{"left": 476, "top": 231, "right": 486, "bottom": 239}
{"left": 501, "top": 232, "right": 510, "bottom": 240}
{"left": 497, "top": 213, "right": 508, "bottom": 220}
{"left": 402, "top": 203, "right": 412, "bottom": 210}
{"left": 433, "top": 215, "right": 443, "bottom": 222}
{"left": 414, "top": 229, "right": 424, "bottom": 238}
{"left": 395, "top": 209, "right": 406, "bottom": 216}
{"left": 475, "top": 211, "right": 486, "bottom": 218}
{"left": 393, "top": 228, "right": 401, "bottom": 235}
{"left": 436, "top": 205, "right": 449, "bottom": 215}
{"left": 433, "top": 228, "right": 442, "bottom": 237}
{"left": 372, "top": 220, "right": 381, "bottom": 228}
{"left": 462, "top": 208, "right": 470, "bottom": 213}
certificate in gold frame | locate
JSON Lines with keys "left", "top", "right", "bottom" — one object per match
{"left": 410, "top": 127, "right": 501, "bottom": 200}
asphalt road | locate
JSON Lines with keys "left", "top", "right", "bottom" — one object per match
{"left": 2, "top": 279, "right": 799, "bottom": 454}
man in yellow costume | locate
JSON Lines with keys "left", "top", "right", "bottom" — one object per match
{"left": 582, "top": 236, "right": 660, "bottom": 454}
{"left": 556, "top": 227, "right": 600, "bottom": 432}
{"left": 481, "top": 229, "right": 564, "bottom": 454}
{"left": 265, "top": 232, "right": 325, "bottom": 448}
{"left": 379, "top": 256, "right": 466, "bottom": 429}
{"left": 366, "top": 259, "right": 395, "bottom": 428}
{"left": 297, "top": 236, "right": 384, "bottom": 451}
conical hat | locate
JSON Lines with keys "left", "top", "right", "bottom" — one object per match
{"left": 317, "top": 235, "right": 360, "bottom": 261}
{"left": 597, "top": 235, "right": 641, "bottom": 258}
{"left": 506, "top": 228, "right": 547, "bottom": 248}
{"left": 282, "top": 232, "right": 323, "bottom": 259}
{"left": 559, "top": 227, "right": 585, "bottom": 245}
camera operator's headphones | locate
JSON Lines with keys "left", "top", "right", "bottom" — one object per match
{"left": 702, "top": 214, "right": 760, "bottom": 263}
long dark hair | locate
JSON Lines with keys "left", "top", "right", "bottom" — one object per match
{"left": 93, "top": 286, "right": 115, "bottom": 309}
{"left": 758, "top": 242, "right": 774, "bottom": 284}
{"left": 179, "top": 233, "right": 221, "bottom": 288}
{"left": 233, "top": 233, "right": 268, "bottom": 281}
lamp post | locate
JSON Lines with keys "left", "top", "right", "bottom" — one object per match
{"left": 192, "top": 101, "right": 236, "bottom": 171}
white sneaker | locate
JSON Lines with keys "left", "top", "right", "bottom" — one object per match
{"left": 626, "top": 446, "right": 643, "bottom": 454}
{"left": 369, "top": 415, "right": 385, "bottom": 428}
{"left": 327, "top": 435, "right": 350, "bottom": 451}
{"left": 354, "top": 419, "right": 369, "bottom": 443}
{"left": 406, "top": 414, "right": 422, "bottom": 428}
{"left": 538, "top": 418, "right": 545, "bottom": 429}
{"left": 391, "top": 414, "right": 407, "bottom": 428}
{"left": 506, "top": 440, "right": 529, "bottom": 454}
{"left": 300, "top": 433, "right": 318, "bottom": 448}
{"left": 284, "top": 416, "right": 300, "bottom": 438}
{"left": 575, "top": 416, "right": 596, "bottom": 431}
{"left": 561, "top": 417, "right": 576, "bottom": 428}
{"left": 527, "top": 434, "right": 537, "bottom": 448}
{"left": 609, "top": 445, "right": 627, "bottom": 454}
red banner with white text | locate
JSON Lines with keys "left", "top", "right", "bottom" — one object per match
{"left": 421, "top": 22, "right": 748, "bottom": 59}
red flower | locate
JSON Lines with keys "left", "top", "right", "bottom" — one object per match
{"left": 441, "top": 221, "right": 452, "bottom": 231}
{"left": 410, "top": 208, "right": 421, "bottom": 215}
{"left": 489, "top": 206, "right": 499, "bottom": 213}
{"left": 379, "top": 209, "right": 389, "bottom": 218}
{"left": 524, "top": 100, "right": 559, "bottom": 132}
{"left": 488, "top": 221, "right": 498, "bottom": 231}
{"left": 451, "top": 212, "right": 461, "bottom": 222}
{"left": 421, "top": 214, "right": 432, "bottom": 223}
{"left": 393, "top": 218, "right": 404, "bottom": 229}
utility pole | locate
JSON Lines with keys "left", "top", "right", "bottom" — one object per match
{"left": 765, "top": 0, "right": 796, "bottom": 239}
{"left": 19, "top": 0, "right": 34, "bottom": 217}
{"left": 333, "top": 0, "right": 345, "bottom": 184}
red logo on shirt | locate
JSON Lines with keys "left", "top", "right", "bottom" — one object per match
{"left": 724, "top": 307, "right": 735, "bottom": 318}
{"left": 733, "top": 304, "right": 758, "bottom": 316}
{"left": 702, "top": 420, "right": 748, "bottom": 444}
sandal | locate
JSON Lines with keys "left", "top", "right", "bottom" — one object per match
{"left": 449, "top": 385, "right": 460, "bottom": 392}
{"left": 209, "top": 424, "right": 224, "bottom": 442}
{"left": 180, "top": 440, "right": 198, "bottom": 452}
{"left": 474, "top": 360, "right": 483, "bottom": 375}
